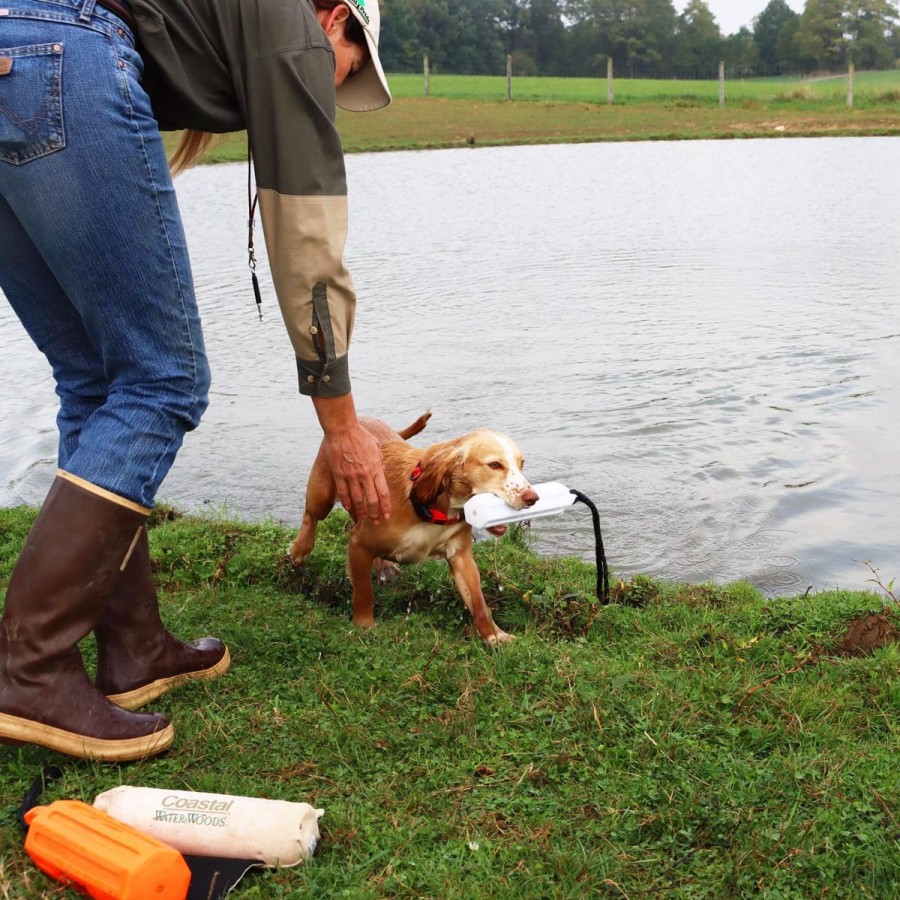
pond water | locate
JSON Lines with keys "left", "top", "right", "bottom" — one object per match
{"left": 2, "top": 136, "right": 899, "bottom": 597}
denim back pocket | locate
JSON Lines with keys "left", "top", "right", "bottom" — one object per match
{"left": 0, "top": 42, "right": 65, "bottom": 165}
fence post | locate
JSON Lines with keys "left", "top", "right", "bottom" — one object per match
{"left": 847, "top": 61, "right": 854, "bottom": 108}
{"left": 506, "top": 54, "right": 512, "bottom": 101}
{"left": 607, "top": 56, "right": 614, "bottom": 105}
{"left": 423, "top": 55, "right": 430, "bottom": 98}
{"left": 718, "top": 60, "right": 725, "bottom": 107}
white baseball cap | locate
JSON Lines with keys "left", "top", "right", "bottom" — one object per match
{"left": 336, "top": 0, "right": 392, "bottom": 112}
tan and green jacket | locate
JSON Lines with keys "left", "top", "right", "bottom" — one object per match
{"left": 130, "top": 0, "right": 355, "bottom": 397}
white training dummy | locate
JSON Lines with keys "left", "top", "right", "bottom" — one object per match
{"left": 94, "top": 786, "right": 323, "bottom": 867}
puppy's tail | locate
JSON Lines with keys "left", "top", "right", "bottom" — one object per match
{"left": 397, "top": 410, "right": 432, "bottom": 440}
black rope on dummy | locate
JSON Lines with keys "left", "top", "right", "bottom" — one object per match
{"left": 570, "top": 489, "right": 610, "bottom": 603}
{"left": 17, "top": 765, "right": 63, "bottom": 833}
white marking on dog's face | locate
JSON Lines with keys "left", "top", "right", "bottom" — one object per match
{"left": 461, "top": 430, "right": 535, "bottom": 509}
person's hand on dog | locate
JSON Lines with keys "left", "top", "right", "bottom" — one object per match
{"left": 313, "top": 395, "right": 391, "bottom": 523}
{"left": 324, "top": 424, "right": 390, "bottom": 522}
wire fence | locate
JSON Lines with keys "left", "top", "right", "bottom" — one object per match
{"left": 387, "top": 57, "right": 867, "bottom": 82}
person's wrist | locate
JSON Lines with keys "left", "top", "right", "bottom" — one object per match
{"left": 312, "top": 394, "right": 359, "bottom": 436}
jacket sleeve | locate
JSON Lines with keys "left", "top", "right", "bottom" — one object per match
{"left": 245, "top": 42, "right": 356, "bottom": 398}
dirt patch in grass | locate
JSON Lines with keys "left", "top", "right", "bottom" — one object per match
{"left": 837, "top": 610, "right": 900, "bottom": 656}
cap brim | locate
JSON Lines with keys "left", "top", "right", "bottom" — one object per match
{"left": 335, "top": 28, "right": 391, "bottom": 112}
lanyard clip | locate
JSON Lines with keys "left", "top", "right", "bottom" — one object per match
{"left": 247, "top": 209, "right": 263, "bottom": 322}
{"left": 247, "top": 149, "right": 264, "bottom": 323}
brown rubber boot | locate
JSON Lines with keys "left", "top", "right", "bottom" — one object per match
{"left": 0, "top": 472, "right": 174, "bottom": 761}
{"left": 95, "top": 526, "right": 230, "bottom": 710}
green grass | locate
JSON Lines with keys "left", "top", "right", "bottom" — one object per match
{"left": 386, "top": 69, "right": 900, "bottom": 105}
{"left": 1, "top": 506, "right": 898, "bottom": 897}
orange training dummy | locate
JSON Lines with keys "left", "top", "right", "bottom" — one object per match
{"left": 24, "top": 800, "right": 191, "bottom": 900}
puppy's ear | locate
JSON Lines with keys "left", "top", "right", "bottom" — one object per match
{"left": 412, "top": 440, "right": 465, "bottom": 502}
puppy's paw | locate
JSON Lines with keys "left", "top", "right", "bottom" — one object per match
{"left": 287, "top": 540, "right": 310, "bottom": 567}
{"left": 486, "top": 630, "right": 515, "bottom": 647}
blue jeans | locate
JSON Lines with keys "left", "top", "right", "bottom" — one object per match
{"left": 0, "top": 0, "right": 209, "bottom": 508}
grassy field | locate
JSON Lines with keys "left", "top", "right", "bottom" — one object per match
{"left": 170, "top": 70, "right": 900, "bottom": 162}
{"left": 387, "top": 68, "right": 900, "bottom": 105}
{"left": 1, "top": 505, "right": 898, "bottom": 897}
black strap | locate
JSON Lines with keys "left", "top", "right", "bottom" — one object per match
{"left": 570, "top": 489, "right": 610, "bottom": 603}
{"left": 184, "top": 856, "right": 264, "bottom": 900}
{"left": 17, "top": 765, "right": 64, "bottom": 833}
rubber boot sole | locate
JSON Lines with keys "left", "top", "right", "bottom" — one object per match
{"left": 106, "top": 646, "right": 232, "bottom": 710}
{"left": 0, "top": 713, "right": 174, "bottom": 761}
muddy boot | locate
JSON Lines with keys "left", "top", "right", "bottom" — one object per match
{"left": 95, "top": 526, "right": 230, "bottom": 710}
{"left": 0, "top": 473, "right": 174, "bottom": 761}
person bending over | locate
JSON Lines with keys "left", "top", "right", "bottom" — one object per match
{"left": 0, "top": 0, "right": 391, "bottom": 760}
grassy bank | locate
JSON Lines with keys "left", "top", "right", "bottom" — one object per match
{"left": 1, "top": 506, "right": 898, "bottom": 897}
{"left": 166, "top": 70, "right": 900, "bottom": 162}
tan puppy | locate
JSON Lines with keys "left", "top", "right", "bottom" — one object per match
{"left": 289, "top": 412, "right": 539, "bottom": 644}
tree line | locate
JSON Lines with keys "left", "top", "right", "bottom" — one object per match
{"left": 378, "top": 0, "right": 900, "bottom": 79}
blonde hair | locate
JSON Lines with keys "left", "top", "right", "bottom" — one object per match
{"left": 168, "top": 0, "right": 367, "bottom": 175}
{"left": 169, "top": 130, "right": 217, "bottom": 178}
